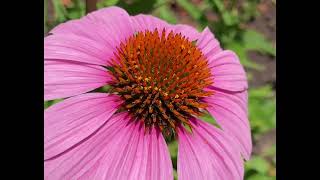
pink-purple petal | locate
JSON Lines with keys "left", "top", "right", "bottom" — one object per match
{"left": 44, "top": 34, "right": 114, "bottom": 66}
{"left": 45, "top": 112, "right": 173, "bottom": 180}
{"left": 84, "top": 6, "right": 134, "bottom": 44}
{"left": 94, "top": 121, "right": 173, "bottom": 180}
{"left": 196, "top": 27, "right": 223, "bottom": 58}
{"left": 44, "top": 93, "right": 122, "bottom": 160}
{"left": 177, "top": 118, "right": 244, "bottom": 180}
{"left": 49, "top": 18, "right": 122, "bottom": 53}
{"left": 208, "top": 50, "right": 248, "bottom": 92}
{"left": 204, "top": 90, "right": 252, "bottom": 160}
{"left": 44, "top": 60, "right": 111, "bottom": 100}
{"left": 131, "top": 14, "right": 200, "bottom": 41}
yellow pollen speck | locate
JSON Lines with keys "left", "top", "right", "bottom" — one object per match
{"left": 164, "top": 92, "right": 168, "bottom": 97}
{"left": 145, "top": 78, "right": 150, "bottom": 82}
{"left": 154, "top": 87, "right": 159, "bottom": 91}
{"left": 134, "top": 65, "right": 139, "bottom": 69}
{"left": 181, "top": 45, "right": 185, "bottom": 50}
{"left": 175, "top": 94, "right": 179, "bottom": 98}
{"left": 187, "top": 50, "right": 191, "bottom": 54}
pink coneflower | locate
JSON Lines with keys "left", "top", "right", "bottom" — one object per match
{"left": 44, "top": 6, "right": 251, "bottom": 180}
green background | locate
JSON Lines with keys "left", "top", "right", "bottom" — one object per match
{"left": 44, "top": 0, "right": 276, "bottom": 179}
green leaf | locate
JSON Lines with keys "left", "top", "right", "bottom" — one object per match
{"left": 243, "top": 30, "right": 276, "bottom": 56}
{"left": 245, "top": 156, "right": 270, "bottom": 174}
{"left": 168, "top": 140, "right": 178, "bottom": 159}
{"left": 44, "top": 99, "right": 64, "bottom": 109}
{"left": 249, "top": 86, "right": 276, "bottom": 133}
{"left": 156, "top": 5, "right": 177, "bottom": 24}
{"left": 247, "top": 174, "right": 274, "bottom": 180}
{"left": 176, "top": 0, "right": 203, "bottom": 20}
{"left": 52, "top": 0, "right": 67, "bottom": 22}
{"left": 173, "top": 169, "right": 178, "bottom": 180}
{"left": 225, "top": 41, "right": 264, "bottom": 70}
{"left": 97, "top": 0, "right": 120, "bottom": 7}
{"left": 221, "top": 11, "right": 238, "bottom": 26}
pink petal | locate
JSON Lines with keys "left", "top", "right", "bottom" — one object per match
{"left": 196, "top": 27, "right": 223, "bottom": 58}
{"left": 94, "top": 120, "right": 173, "bottom": 180}
{"left": 177, "top": 118, "right": 244, "bottom": 180}
{"left": 44, "top": 34, "right": 114, "bottom": 66}
{"left": 49, "top": 19, "right": 121, "bottom": 54}
{"left": 44, "top": 60, "right": 111, "bottom": 100}
{"left": 131, "top": 14, "right": 200, "bottom": 41}
{"left": 45, "top": 113, "right": 173, "bottom": 180}
{"left": 44, "top": 93, "right": 122, "bottom": 160}
{"left": 84, "top": 6, "right": 134, "bottom": 45}
{"left": 208, "top": 50, "right": 248, "bottom": 92}
{"left": 204, "top": 90, "right": 252, "bottom": 160}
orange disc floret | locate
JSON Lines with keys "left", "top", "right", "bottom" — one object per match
{"left": 109, "top": 28, "right": 213, "bottom": 137}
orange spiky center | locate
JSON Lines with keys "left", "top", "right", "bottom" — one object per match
{"left": 109, "top": 29, "right": 213, "bottom": 137}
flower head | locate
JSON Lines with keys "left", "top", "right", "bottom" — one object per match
{"left": 44, "top": 6, "right": 251, "bottom": 180}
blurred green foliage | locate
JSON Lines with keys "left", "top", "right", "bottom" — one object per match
{"left": 44, "top": 0, "right": 276, "bottom": 179}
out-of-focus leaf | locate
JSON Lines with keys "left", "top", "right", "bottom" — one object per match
{"left": 225, "top": 29, "right": 275, "bottom": 70}
{"left": 168, "top": 140, "right": 178, "bottom": 160}
{"left": 249, "top": 86, "right": 276, "bottom": 133}
{"left": 247, "top": 174, "right": 274, "bottom": 180}
{"left": 211, "top": 0, "right": 224, "bottom": 12}
{"left": 176, "top": 0, "right": 202, "bottom": 20}
{"left": 156, "top": 5, "right": 177, "bottom": 24}
{"left": 44, "top": 99, "right": 63, "bottom": 109}
{"left": 226, "top": 41, "right": 264, "bottom": 70}
{"left": 52, "top": 0, "right": 68, "bottom": 22}
{"left": 44, "top": 0, "right": 48, "bottom": 33}
{"left": 97, "top": 0, "right": 120, "bottom": 7}
{"left": 245, "top": 156, "right": 269, "bottom": 174}
{"left": 221, "top": 11, "right": 238, "bottom": 26}
{"left": 117, "top": 0, "right": 156, "bottom": 14}
{"left": 173, "top": 169, "right": 178, "bottom": 180}
{"left": 243, "top": 30, "right": 276, "bottom": 56}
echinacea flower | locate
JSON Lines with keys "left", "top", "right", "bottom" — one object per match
{"left": 44, "top": 6, "right": 252, "bottom": 180}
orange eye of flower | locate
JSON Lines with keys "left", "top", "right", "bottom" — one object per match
{"left": 109, "top": 28, "right": 213, "bottom": 137}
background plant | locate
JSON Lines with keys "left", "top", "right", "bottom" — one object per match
{"left": 44, "top": 0, "right": 276, "bottom": 179}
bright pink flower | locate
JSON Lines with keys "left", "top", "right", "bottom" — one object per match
{"left": 44, "top": 6, "right": 251, "bottom": 180}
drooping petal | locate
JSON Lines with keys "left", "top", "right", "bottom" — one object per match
{"left": 204, "top": 90, "right": 252, "bottom": 160}
{"left": 44, "top": 93, "right": 122, "bottom": 160}
{"left": 44, "top": 60, "right": 111, "bottom": 100}
{"left": 177, "top": 118, "right": 244, "bottom": 180}
{"left": 196, "top": 27, "right": 223, "bottom": 58}
{"left": 45, "top": 113, "right": 173, "bottom": 180}
{"left": 197, "top": 27, "right": 247, "bottom": 92}
{"left": 94, "top": 121, "right": 173, "bottom": 180}
{"left": 44, "top": 34, "right": 114, "bottom": 66}
{"left": 131, "top": 14, "right": 200, "bottom": 41}
{"left": 208, "top": 50, "right": 248, "bottom": 92}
